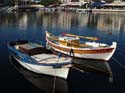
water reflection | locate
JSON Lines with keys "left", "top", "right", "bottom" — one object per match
{"left": 95, "top": 13, "right": 125, "bottom": 32}
{"left": 42, "top": 12, "right": 125, "bottom": 34}
{"left": 0, "top": 12, "right": 43, "bottom": 31}
{"left": 68, "top": 59, "right": 113, "bottom": 93}
{"left": 72, "top": 58, "right": 113, "bottom": 82}
{"left": 18, "top": 13, "right": 28, "bottom": 30}
{"left": 0, "top": 12, "right": 125, "bottom": 34}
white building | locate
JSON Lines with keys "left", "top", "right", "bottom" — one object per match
{"left": 60, "top": 0, "right": 85, "bottom": 3}
{"left": 60, "top": 0, "right": 71, "bottom": 3}
{"left": 114, "top": 0, "right": 122, "bottom": 2}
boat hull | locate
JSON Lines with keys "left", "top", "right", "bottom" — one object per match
{"left": 12, "top": 55, "right": 70, "bottom": 79}
{"left": 46, "top": 39, "right": 117, "bottom": 61}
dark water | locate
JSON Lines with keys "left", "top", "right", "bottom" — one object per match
{"left": 0, "top": 11, "right": 125, "bottom": 93}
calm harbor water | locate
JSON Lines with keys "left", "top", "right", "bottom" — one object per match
{"left": 0, "top": 11, "right": 125, "bottom": 93}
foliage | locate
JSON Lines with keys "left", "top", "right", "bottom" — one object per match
{"left": 3, "top": 0, "right": 15, "bottom": 6}
{"left": 41, "top": 0, "right": 60, "bottom": 7}
{"left": 92, "top": 0, "right": 101, "bottom": 2}
{"left": 104, "top": 0, "right": 114, "bottom": 3}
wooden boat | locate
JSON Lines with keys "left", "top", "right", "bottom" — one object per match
{"left": 45, "top": 31, "right": 117, "bottom": 61}
{"left": 9, "top": 56, "right": 69, "bottom": 93}
{"left": 8, "top": 40, "right": 72, "bottom": 79}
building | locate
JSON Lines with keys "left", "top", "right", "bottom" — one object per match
{"left": 114, "top": 0, "right": 122, "bottom": 2}
{"left": 60, "top": 0, "right": 85, "bottom": 3}
{"left": 22, "top": 0, "right": 41, "bottom": 3}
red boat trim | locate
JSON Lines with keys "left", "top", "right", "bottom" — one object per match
{"left": 47, "top": 39, "right": 114, "bottom": 54}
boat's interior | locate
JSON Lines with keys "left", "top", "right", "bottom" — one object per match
{"left": 9, "top": 40, "right": 72, "bottom": 65}
{"left": 10, "top": 40, "right": 53, "bottom": 56}
{"left": 46, "top": 31, "right": 109, "bottom": 48}
{"left": 48, "top": 36, "right": 108, "bottom": 48}
{"left": 31, "top": 53, "right": 71, "bottom": 64}
{"left": 9, "top": 40, "right": 28, "bottom": 46}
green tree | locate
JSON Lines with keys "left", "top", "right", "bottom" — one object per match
{"left": 92, "top": 0, "right": 101, "bottom": 2}
{"left": 104, "top": 0, "right": 114, "bottom": 3}
{"left": 41, "top": 0, "right": 60, "bottom": 6}
{"left": 4, "top": 0, "right": 15, "bottom": 6}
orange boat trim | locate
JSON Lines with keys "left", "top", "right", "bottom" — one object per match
{"left": 47, "top": 40, "right": 114, "bottom": 54}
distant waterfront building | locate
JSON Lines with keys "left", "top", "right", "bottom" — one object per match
{"left": 60, "top": 0, "right": 71, "bottom": 3}
{"left": 114, "top": 0, "right": 122, "bottom": 2}
{"left": 60, "top": 0, "right": 85, "bottom": 3}
{"left": 19, "top": 0, "right": 41, "bottom": 4}
{"left": 59, "top": 0, "right": 125, "bottom": 4}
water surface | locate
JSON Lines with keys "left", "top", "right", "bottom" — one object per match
{"left": 0, "top": 11, "right": 125, "bottom": 93}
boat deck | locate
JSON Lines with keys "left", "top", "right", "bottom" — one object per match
{"left": 31, "top": 54, "right": 72, "bottom": 64}
{"left": 15, "top": 43, "right": 50, "bottom": 55}
{"left": 48, "top": 36, "right": 108, "bottom": 48}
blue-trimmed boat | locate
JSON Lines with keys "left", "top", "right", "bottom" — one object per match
{"left": 8, "top": 40, "right": 72, "bottom": 79}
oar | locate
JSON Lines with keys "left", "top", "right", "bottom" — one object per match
{"left": 66, "top": 34, "right": 99, "bottom": 41}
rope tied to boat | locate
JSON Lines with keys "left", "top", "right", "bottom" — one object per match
{"left": 70, "top": 48, "right": 74, "bottom": 57}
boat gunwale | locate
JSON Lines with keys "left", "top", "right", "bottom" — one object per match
{"left": 8, "top": 41, "right": 72, "bottom": 67}
{"left": 46, "top": 38, "right": 114, "bottom": 52}
{"left": 46, "top": 35, "right": 114, "bottom": 50}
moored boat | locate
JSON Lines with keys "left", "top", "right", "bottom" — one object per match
{"left": 7, "top": 40, "right": 72, "bottom": 79}
{"left": 9, "top": 55, "right": 69, "bottom": 93}
{"left": 45, "top": 31, "right": 117, "bottom": 61}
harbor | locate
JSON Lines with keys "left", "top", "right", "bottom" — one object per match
{"left": 0, "top": 0, "right": 125, "bottom": 93}
{"left": 0, "top": 0, "right": 125, "bottom": 13}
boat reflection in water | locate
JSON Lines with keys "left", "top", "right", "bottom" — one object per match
{"left": 9, "top": 55, "right": 113, "bottom": 93}
{"left": 9, "top": 55, "right": 69, "bottom": 93}
{"left": 67, "top": 59, "right": 113, "bottom": 93}
{"left": 72, "top": 58, "right": 113, "bottom": 82}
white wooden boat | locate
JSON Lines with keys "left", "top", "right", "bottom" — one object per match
{"left": 9, "top": 56, "right": 69, "bottom": 93}
{"left": 45, "top": 31, "right": 117, "bottom": 61}
{"left": 8, "top": 40, "right": 72, "bottom": 79}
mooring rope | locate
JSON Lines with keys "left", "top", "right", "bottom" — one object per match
{"left": 118, "top": 52, "right": 125, "bottom": 59}
{"left": 112, "top": 57, "right": 125, "bottom": 68}
{"left": 53, "top": 75, "right": 56, "bottom": 93}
